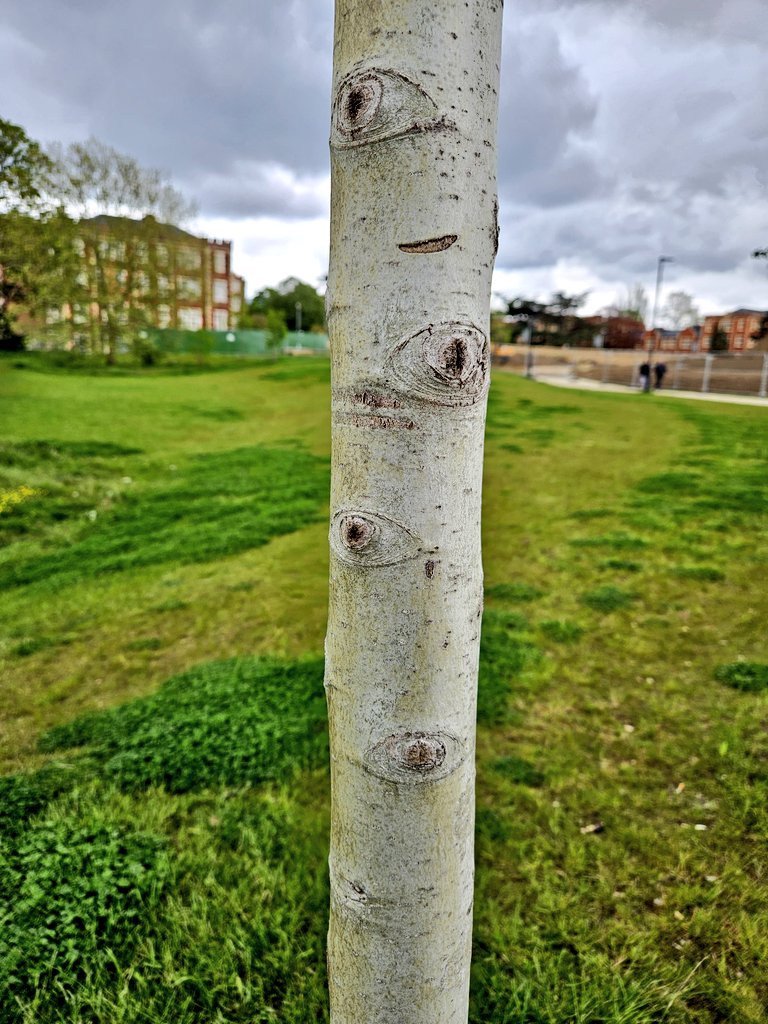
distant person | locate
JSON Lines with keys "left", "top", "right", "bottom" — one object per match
{"left": 654, "top": 362, "right": 667, "bottom": 389}
{"left": 639, "top": 361, "right": 650, "bottom": 391}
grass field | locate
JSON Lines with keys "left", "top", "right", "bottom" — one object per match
{"left": 1, "top": 353, "right": 766, "bottom": 1023}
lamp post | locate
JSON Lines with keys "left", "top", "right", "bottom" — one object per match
{"left": 646, "top": 255, "right": 674, "bottom": 392}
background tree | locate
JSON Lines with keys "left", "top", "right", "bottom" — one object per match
{"left": 608, "top": 282, "right": 649, "bottom": 323}
{"left": 505, "top": 291, "right": 591, "bottom": 346}
{"left": 1, "top": 117, "right": 52, "bottom": 212}
{"left": 0, "top": 118, "right": 79, "bottom": 349}
{"left": 265, "top": 308, "right": 287, "bottom": 353}
{"left": 325, "top": 1, "right": 503, "bottom": 1021}
{"left": 662, "top": 289, "right": 699, "bottom": 330}
{"left": 47, "top": 138, "right": 196, "bottom": 360}
{"left": 711, "top": 327, "right": 729, "bottom": 352}
{"left": 247, "top": 277, "right": 325, "bottom": 332}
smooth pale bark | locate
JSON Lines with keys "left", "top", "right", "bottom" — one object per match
{"left": 325, "top": 2, "right": 503, "bottom": 1021}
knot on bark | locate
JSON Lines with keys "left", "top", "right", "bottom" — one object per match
{"left": 364, "top": 730, "right": 464, "bottom": 784}
{"left": 387, "top": 321, "right": 489, "bottom": 406}
{"left": 337, "top": 74, "right": 382, "bottom": 134}
{"left": 331, "top": 67, "right": 449, "bottom": 149}
{"left": 330, "top": 509, "right": 422, "bottom": 568}
{"left": 341, "top": 515, "right": 375, "bottom": 552}
{"left": 398, "top": 733, "right": 447, "bottom": 773}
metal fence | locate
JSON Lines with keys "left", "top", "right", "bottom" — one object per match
{"left": 493, "top": 347, "right": 768, "bottom": 398}
{"left": 597, "top": 353, "right": 768, "bottom": 397}
{"left": 145, "top": 328, "right": 329, "bottom": 356}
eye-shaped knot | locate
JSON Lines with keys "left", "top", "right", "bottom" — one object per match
{"left": 387, "top": 321, "right": 489, "bottom": 406}
{"left": 364, "top": 730, "right": 465, "bottom": 784}
{"left": 330, "top": 509, "right": 423, "bottom": 568}
{"left": 331, "top": 67, "right": 450, "bottom": 149}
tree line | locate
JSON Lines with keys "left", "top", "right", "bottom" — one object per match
{"left": 492, "top": 284, "right": 703, "bottom": 349}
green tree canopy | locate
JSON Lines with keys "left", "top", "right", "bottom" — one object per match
{"left": 0, "top": 118, "right": 53, "bottom": 213}
{"left": 248, "top": 277, "right": 325, "bottom": 332}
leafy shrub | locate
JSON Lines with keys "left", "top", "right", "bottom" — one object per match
{"left": 539, "top": 619, "right": 585, "bottom": 643}
{"left": 40, "top": 656, "right": 328, "bottom": 793}
{"left": 0, "top": 818, "right": 168, "bottom": 1021}
{"left": 478, "top": 610, "right": 542, "bottom": 725}
{"left": 580, "top": 585, "right": 637, "bottom": 613}
{"left": 1, "top": 444, "right": 329, "bottom": 590}
{"left": 714, "top": 662, "right": 768, "bottom": 693}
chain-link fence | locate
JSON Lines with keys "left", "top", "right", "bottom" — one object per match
{"left": 493, "top": 346, "right": 768, "bottom": 398}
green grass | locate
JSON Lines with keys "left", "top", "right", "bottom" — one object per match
{"left": 1, "top": 354, "right": 767, "bottom": 1022}
{"left": 0, "top": 444, "right": 329, "bottom": 590}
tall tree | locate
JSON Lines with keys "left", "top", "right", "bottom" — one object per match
{"left": 0, "top": 119, "right": 77, "bottom": 349}
{"left": 325, "top": 2, "right": 503, "bottom": 1022}
{"left": 662, "top": 289, "right": 699, "bottom": 330}
{"left": 609, "top": 282, "right": 649, "bottom": 323}
{"left": 248, "top": 277, "right": 326, "bottom": 331}
{"left": 0, "top": 118, "right": 52, "bottom": 212}
{"left": 47, "top": 139, "right": 196, "bottom": 358}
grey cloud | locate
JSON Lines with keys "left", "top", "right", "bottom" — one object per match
{"left": 0, "top": 0, "right": 333, "bottom": 179}
{"left": 183, "top": 162, "right": 329, "bottom": 220}
{"left": 497, "top": 23, "right": 610, "bottom": 207}
{"left": 1, "top": 0, "right": 765, "bottom": 305}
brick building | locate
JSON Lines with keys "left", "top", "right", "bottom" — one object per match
{"left": 700, "top": 309, "right": 768, "bottom": 353}
{"left": 642, "top": 325, "right": 702, "bottom": 353}
{"left": 63, "top": 215, "right": 246, "bottom": 348}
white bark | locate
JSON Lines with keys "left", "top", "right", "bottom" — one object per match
{"left": 325, "top": 3, "right": 503, "bottom": 1022}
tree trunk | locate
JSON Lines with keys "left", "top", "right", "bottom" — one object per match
{"left": 325, "top": 2, "right": 503, "bottom": 1022}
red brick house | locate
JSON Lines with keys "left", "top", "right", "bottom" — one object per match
{"left": 700, "top": 309, "right": 768, "bottom": 352}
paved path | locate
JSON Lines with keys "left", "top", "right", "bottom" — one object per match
{"left": 520, "top": 368, "right": 768, "bottom": 409}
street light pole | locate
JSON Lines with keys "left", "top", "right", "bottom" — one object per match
{"left": 646, "top": 255, "right": 673, "bottom": 392}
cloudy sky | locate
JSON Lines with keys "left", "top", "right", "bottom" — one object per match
{"left": 2, "top": 0, "right": 767, "bottom": 318}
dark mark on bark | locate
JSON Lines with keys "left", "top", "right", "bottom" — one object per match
{"left": 425, "top": 559, "right": 436, "bottom": 578}
{"left": 398, "top": 234, "right": 458, "bottom": 254}
{"left": 340, "top": 413, "right": 417, "bottom": 430}
{"left": 352, "top": 390, "right": 401, "bottom": 409}
{"left": 401, "top": 734, "right": 446, "bottom": 772}
{"left": 341, "top": 515, "right": 375, "bottom": 551}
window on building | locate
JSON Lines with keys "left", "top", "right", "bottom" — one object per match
{"left": 156, "top": 244, "right": 169, "bottom": 265}
{"left": 157, "top": 274, "right": 170, "bottom": 294}
{"left": 178, "top": 307, "right": 203, "bottom": 330}
{"left": 214, "top": 250, "right": 227, "bottom": 275}
{"left": 213, "top": 309, "right": 229, "bottom": 331}
{"left": 158, "top": 304, "right": 171, "bottom": 328}
{"left": 178, "top": 276, "right": 202, "bottom": 299}
{"left": 178, "top": 247, "right": 202, "bottom": 271}
{"left": 213, "top": 279, "right": 228, "bottom": 304}
{"left": 231, "top": 295, "right": 241, "bottom": 313}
